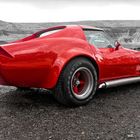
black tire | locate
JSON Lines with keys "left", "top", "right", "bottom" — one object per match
{"left": 53, "top": 57, "right": 98, "bottom": 106}
{"left": 16, "top": 87, "right": 30, "bottom": 91}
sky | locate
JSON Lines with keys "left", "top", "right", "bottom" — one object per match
{"left": 0, "top": 0, "right": 140, "bottom": 22}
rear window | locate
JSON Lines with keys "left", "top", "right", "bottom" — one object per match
{"left": 39, "top": 29, "right": 63, "bottom": 37}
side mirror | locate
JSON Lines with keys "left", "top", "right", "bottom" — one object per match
{"left": 114, "top": 40, "right": 121, "bottom": 50}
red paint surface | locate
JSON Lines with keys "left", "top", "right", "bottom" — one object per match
{"left": 0, "top": 25, "right": 139, "bottom": 89}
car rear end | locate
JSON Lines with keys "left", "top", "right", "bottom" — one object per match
{"left": 0, "top": 45, "right": 15, "bottom": 85}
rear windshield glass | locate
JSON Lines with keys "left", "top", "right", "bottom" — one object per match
{"left": 39, "top": 29, "right": 63, "bottom": 37}
{"left": 38, "top": 26, "right": 65, "bottom": 37}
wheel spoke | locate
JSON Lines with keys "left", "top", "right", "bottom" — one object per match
{"left": 73, "top": 86, "right": 79, "bottom": 94}
{"left": 80, "top": 80, "right": 85, "bottom": 85}
{"left": 76, "top": 72, "right": 80, "bottom": 78}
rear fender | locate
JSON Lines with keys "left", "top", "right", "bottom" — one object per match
{"left": 42, "top": 47, "right": 98, "bottom": 89}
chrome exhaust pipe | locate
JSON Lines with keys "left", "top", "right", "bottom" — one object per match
{"left": 98, "top": 76, "right": 140, "bottom": 89}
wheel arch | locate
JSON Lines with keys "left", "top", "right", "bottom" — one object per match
{"left": 42, "top": 54, "right": 99, "bottom": 89}
{"left": 62, "top": 55, "right": 99, "bottom": 79}
{"left": 52, "top": 55, "right": 99, "bottom": 89}
{"left": 42, "top": 46, "right": 99, "bottom": 89}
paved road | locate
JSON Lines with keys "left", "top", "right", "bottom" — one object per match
{"left": 0, "top": 84, "right": 139, "bottom": 140}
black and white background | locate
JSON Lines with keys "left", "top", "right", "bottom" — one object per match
{"left": 0, "top": 0, "right": 140, "bottom": 140}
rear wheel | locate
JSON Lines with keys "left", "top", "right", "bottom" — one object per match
{"left": 53, "top": 57, "right": 98, "bottom": 106}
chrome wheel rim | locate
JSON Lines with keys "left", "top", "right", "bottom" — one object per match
{"left": 71, "top": 67, "right": 94, "bottom": 100}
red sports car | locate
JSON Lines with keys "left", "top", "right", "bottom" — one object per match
{"left": 0, "top": 25, "right": 140, "bottom": 106}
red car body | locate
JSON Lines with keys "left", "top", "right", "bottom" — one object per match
{"left": 0, "top": 25, "right": 140, "bottom": 89}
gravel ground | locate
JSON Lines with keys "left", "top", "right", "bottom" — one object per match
{"left": 0, "top": 84, "right": 139, "bottom": 140}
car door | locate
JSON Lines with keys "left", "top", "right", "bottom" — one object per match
{"left": 126, "top": 46, "right": 140, "bottom": 76}
{"left": 84, "top": 29, "right": 139, "bottom": 81}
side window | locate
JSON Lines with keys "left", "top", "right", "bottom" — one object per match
{"left": 84, "top": 30, "right": 115, "bottom": 48}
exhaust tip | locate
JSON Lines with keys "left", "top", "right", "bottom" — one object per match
{"left": 98, "top": 83, "right": 106, "bottom": 89}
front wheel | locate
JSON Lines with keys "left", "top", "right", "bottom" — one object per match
{"left": 53, "top": 57, "right": 98, "bottom": 106}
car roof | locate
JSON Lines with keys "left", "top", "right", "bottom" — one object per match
{"left": 35, "top": 25, "right": 103, "bottom": 35}
{"left": 79, "top": 25, "right": 104, "bottom": 31}
{"left": 65, "top": 25, "right": 103, "bottom": 31}
{"left": 34, "top": 25, "right": 103, "bottom": 38}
